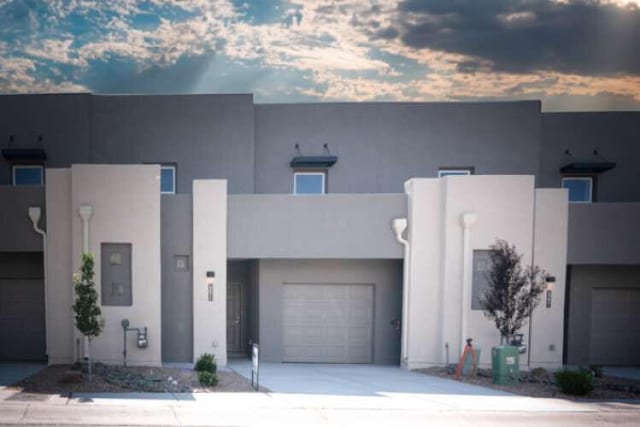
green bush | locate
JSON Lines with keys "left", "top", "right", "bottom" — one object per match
{"left": 194, "top": 353, "right": 217, "bottom": 373}
{"left": 198, "top": 371, "right": 218, "bottom": 387}
{"left": 554, "top": 369, "right": 594, "bottom": 396}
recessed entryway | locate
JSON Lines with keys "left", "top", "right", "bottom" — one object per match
{"left": 227, "top": 260, "right": 258, "bottom": 359}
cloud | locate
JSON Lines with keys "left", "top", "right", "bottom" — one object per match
{"left": 397, "top": 0, "right": 640, "bottom": 75}
{"left": 0, "top": 0, "right": 638, "bottom": 111}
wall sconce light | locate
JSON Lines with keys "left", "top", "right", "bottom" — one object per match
{"left": 206, "top": 271, "right": 215, "bottom": 302}
{"left": 545, "top": 276, "right": 556, "bottom": 308}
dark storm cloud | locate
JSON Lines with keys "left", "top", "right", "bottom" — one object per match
{"left": 397, "top": 0, "right": 640, "bottom": 75}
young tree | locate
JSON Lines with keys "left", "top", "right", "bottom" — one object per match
{"left": 72, "top": 253, "right": 104, "bottom": 380}
{"left": 480, "top": 240, "right": 545, "bottom": 344}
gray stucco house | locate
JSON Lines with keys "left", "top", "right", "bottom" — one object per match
{"left": 0, "top": 93, "right": 638, "bottom": 369}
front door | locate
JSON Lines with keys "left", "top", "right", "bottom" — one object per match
{"left": 226, "top": 282, "right": 244, "bottom": 354}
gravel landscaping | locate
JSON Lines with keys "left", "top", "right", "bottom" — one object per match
{"left": 416, "top": 366, "right": 640, "bottom": 401}
{"left": 7, "top": 363, "right": 261, "bottom": 395}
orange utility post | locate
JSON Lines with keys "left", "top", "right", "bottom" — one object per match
{"left": 455, "top": 338, "right": 478, "bottom": 380}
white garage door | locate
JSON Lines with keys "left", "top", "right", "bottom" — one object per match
{"left": 590, "top": 288, "right": 640, "bottom": 365}
{"left": 282, "top": 283, "right": 373, "bottom": 363}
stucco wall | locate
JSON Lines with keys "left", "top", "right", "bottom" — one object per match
{"left": 45, "top": 169, "right": 74, "bottom": 364}
{"left": 568, "top": 203, "right": 640, "bottom": 265}
{"left": 258, "top": 259, "right": 402, "bottom": 365}
{"left": 255, "top": 101, "right": 541, "bottom": 194}
{"left": 404, "top": 175, "right": 559, "bottom": 369}
{"left": 90, "top": 95, "right": 255, "bottom": 194}
{"left": 0, "top": 186, "right": 45, "bottom": 252}
{"left": 70, "top": 164, "right": 162, "bottom": 365}
{"left": 228, "top": 194, "right": 406, "bottom": 259}
{"left": 0, "top": 94, "right": 91, "bottom": 186}
{"left": 540, "top": 112, "right": 640, "bottom": 202}
{"left": 529, "top": 189, "right": 568, "bottom": 368}
{"left": 0, "top": 93, "right": 254, "bottom": 193}
{"left": 192, "top": 180, "right": 227, "bottom": 365}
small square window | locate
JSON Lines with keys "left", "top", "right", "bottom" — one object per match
{"left": 174, "top": 255, "right": 189, "bottom": 272}
{"left": 562, "top": 177, "right": 592, "bottom": 203}
{"left": 109, "top": 252, "right": 122, "bottom": 265}
{"left": 160, "top": 165, "right": 176, "bottom": 194}
{"left": 13, "top": 165, "right": 44, "bottom": 186}
{"left": 438, "top": 168, "right": 473, "bottom": 178}
{"left": 294, "top": 172, "right": 325, "bottom": 195}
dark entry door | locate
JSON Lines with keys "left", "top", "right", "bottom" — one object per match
{"left": 226, "top": 282, "right": 244, "bottom": 354}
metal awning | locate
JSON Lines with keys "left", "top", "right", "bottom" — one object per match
{"left": 290, "top": 155, "right": 337, "bottom": 168}
{"left": 2, "top": 148, "right": 47, "bottom": 161}
{"left": 559, "top": 162, "right": 616, "bottom": 174}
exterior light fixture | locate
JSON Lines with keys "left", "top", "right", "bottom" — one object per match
{"left": 206, "top": 271, "right": 215, "bottom": 302}
{"left": 545, "top": 276, "right": 556, "bottom": 308}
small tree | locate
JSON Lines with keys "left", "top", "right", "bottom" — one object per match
{"left": 72, "top": 253, "right": 104, "bottom": 380}
{"left": 480, "top": 240, "right": 545, "bottom": 344}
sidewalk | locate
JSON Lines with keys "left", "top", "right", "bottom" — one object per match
{"left": 1, "top": 386, "right": 639, "bottom": 426}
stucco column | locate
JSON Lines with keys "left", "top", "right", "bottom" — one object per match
{"left": 193, "top": 180, "right": 228, "bottom": 366}
{"left": 459, "top": 212, "right": 477, "bottom": 355}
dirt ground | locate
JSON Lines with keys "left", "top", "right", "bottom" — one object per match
{"left": 416, "top": 366, "right": 640, "bottom": 401}
{"left": 7, "top": 363, "right": 261, "bottom": 396}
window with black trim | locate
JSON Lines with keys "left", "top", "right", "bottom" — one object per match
{"left": 294, "top": 171, "right": 326, "bottom": 195}
{"left": 12, "top": 165, "right": 44, "bottom": 186}
{"left": 562, "top": 176, "right": 593, "bottom": 203}
{"left": 160, "top": 165, "right": 176, "bottom": 194}
{"left": 438, "top": 167, "right": 474, "bottom": 178}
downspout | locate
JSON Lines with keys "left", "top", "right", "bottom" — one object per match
{"left": 392, "top": 218, "right": 410, "bottom": 366}
{"left": 28, "top": 207, "right": 48, "bottom": 357}
{"left": 78, "top": 205, "right": 93, "bottom": 359}
{"left": 459, "top": 213, "right": 477, "bottom": 355}
{"left": 78, "top": 205, "right": 93, "bottom": 254}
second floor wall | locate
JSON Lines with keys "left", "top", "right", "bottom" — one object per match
{"left": 1, "top": 93, "right": 638, "bottom": 201}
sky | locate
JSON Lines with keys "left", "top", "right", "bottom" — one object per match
{"left": 0, "top": 0, "right": 639, "bottom": 111}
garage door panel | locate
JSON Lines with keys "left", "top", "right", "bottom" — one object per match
{"left": 0, "top": 278, "right": 46, "bottom": 361}
{"left": 283, "top": 283, "right": 373, "bottom": 363}
{"left": 590, "top": 288, "right": 640, "bottom": 365}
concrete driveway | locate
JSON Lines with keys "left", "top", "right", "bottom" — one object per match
{"left": 0, "top": 362, "right": 45, "bottom": 387}
{"left": 229, "top": 360, "right": 509, "bottom": 397}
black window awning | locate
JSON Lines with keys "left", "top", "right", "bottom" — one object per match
{"left": 2, "top": 148, "right": 47, "bottom": 161}
{"left": 290, "top": 155, "right": 337, "bottom": 168}
{"left": 559, "top": 162, "right": 616, "bottom": 174}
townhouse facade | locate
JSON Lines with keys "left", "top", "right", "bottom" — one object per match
{"left": 0, "top": 93, "right": 638, "bottom": 369}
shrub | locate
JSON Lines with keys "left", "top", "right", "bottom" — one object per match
{"left": 555, "top": 369, "right": 594, "bottom": 396}
{"left": 198, "top": 371, "right": 218, "bottom": 387}
{"left": 195, "top": 353, "right": 217, "bottom": 374}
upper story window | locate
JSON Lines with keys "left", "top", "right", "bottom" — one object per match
{"left": 160, "top": 165, "right": 176, "bottom": 194}
{"left": 562, "top": 177, "right": 592, "bottom": 203}
{"left": 12, "top": 165, "right": 43, "bottom": 186}
{"left": 294, "top": 171, "right": 325, "bottom": 195}
{"left": 438, "top": 168, "right": 473, "bottom": 178}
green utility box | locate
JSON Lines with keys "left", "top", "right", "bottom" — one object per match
{"left": 492, "top": 345, "right": 519, "bottom": 385}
